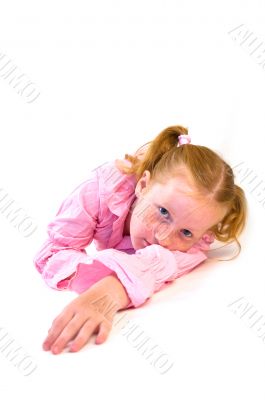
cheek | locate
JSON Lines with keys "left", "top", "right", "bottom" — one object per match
{"left": 129, "top": 210, "right": 147, "bottom": 235}
{"left": 161, "top": 238, "right": 196, "bottom": 252}
{"left": 131, "top": 203, "right": 155, "bottom": 231}
{"left": 177, "top": 241, "right": 195, "bottom": 252}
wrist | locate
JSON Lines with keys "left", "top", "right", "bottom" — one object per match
{"left": 88, "top": 273, "right": 131, "bottom": 311}
{"left": 101, "top": 273, "right": 131, "bottom": 310}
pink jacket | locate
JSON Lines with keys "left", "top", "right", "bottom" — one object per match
{"left": 33, "top": 160, "right": 215, "bottom": 309}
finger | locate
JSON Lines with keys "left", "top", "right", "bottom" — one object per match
{"left": 50, "top": 313, "right": 86, "bottom": 354}
{"left": 69, "top": 319, "right": 97, "bottom": 352}
{"left": 95, "top": 320, "right": 112, "bottom": 345}
{"left": 42, "top": 308, "right": 75, "bottom": 351}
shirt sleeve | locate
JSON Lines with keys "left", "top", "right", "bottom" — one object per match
{"left": 32, "top": 170, "right": 111, "bottom": 289}
{"left": 68, "top": 244, "right": 209, "bottom": 309}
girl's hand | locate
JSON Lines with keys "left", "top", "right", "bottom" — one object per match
{"left": 42, "top": 278, "right": 123, "bottom": 354}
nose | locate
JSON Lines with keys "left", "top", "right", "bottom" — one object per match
{"left": 155, "top": 233, "right": 174, "bottom": 248}
{"left": 154, "top": 225, "right": 176, "bottom": 246}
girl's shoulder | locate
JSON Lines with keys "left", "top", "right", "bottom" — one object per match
{"left": 94, "top": 160, "right": 136, "bottom": 215}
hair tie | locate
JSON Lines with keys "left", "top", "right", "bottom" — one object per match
{"left": 178, "top": 134, "right": 191, "bottom": 146}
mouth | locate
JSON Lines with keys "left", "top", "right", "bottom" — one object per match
{"left": 143, "top": 239, "right": 152, "bottom": 246}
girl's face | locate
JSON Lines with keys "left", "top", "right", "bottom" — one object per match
{"left": 124, "top": 170, "right": 228, "bottom": 252}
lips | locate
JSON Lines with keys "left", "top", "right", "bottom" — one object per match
{"left": 143, "top": 239, "right": 153, "bottom": 246}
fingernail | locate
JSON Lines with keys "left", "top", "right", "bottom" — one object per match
{"left": 52, "top": 347, "right": 59, "bottom": 354}
{"left": 43, "top": 342, "right": 49, "bottom": 350}
{"left": 70, "top": 344, "right": 77, "bottom": 352}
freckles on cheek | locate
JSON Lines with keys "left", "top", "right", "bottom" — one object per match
{"left": 135, "top": 207, "right": 156, "bottom": 231}
{"left": 170, "top": 241, "right": 192, "bottom": 252}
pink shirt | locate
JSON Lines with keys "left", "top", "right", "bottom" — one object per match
{"left": 33, "top": 160, "right": 215, "bottom": 309}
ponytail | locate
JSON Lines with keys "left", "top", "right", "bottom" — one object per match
{"left": 116, "top": 125, "right": 189, "bottom": 182}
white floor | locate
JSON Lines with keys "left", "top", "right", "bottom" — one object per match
{"left": 0, "top": 1, "right": 265, "bottom": 399}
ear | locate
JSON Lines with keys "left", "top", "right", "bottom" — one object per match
{"left": 202, "top": 230, "right": 216, "bottom": 243}
{"left": 135, "top": 170, "right": 151, "bottom": 198}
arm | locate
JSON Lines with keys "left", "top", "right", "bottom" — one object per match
{"left": 42, "top": 241, "right": 212, "bottom": 354}
{"left": 33, "top": 169, "right": 101, "bottom": 289}
{"left": 68, "top": 241, "right": 211, "bottom": 309}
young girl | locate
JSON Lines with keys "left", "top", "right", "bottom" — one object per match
{"left": 33, "top": 125, "right": 247, "bottom": 355}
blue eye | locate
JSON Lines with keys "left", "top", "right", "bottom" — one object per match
{"left": 181, "top": 229, "right": 192, "bottom": 238}
{"left": 159, "top": 207, "right": 170, "bottom": 219}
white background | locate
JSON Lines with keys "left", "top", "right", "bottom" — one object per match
{"left": 0, "top": 0, "right": 265, "bottom": 399}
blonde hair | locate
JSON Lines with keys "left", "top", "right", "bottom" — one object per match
{"left": 116, "top": 125, "right": 248, "bottom": 260}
